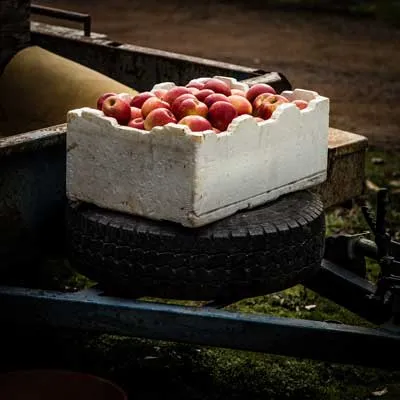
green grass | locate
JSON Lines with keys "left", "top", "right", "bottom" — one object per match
{"left": 1, "top": 147, "right": 400, "bottom": 399}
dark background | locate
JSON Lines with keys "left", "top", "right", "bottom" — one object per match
{"left": 32, "top": 0, "right": 400, "bottom": 150}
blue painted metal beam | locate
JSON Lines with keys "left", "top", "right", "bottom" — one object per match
{"left": 0, "top": 285, "right": 399, "bottom": 368}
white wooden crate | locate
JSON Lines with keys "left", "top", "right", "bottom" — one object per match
{"left": 66, "top": 76, "right": 329, "bottom": 227}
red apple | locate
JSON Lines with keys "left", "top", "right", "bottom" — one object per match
{"left": 178, "top": 115, "right": 212, "bottom": 132}
{"left": 141, "top": 97, "right": 171, "bottom": 118}
{"left": 130, "top": 92, "right": 156, "bottom": 108}
{"left": 153, "top": 89, "right": 168, "bottom": 99}
{"left": 254, "top": 103, "right": 274, "bottom": 120}
{"left": 144, "top": 108, "right": 177, "bottom": 130}
{"left": 117, "top": 93, "right": 134, "bottom": 104}
{"left": 213, "top": 128, "right": 221, "bottom": 134}
{"left": 128, "top": 117, "right": 145, "bottom": 130}
{"left": 254, "top": 95, "right": 289, "bottom": 119}
{"left": 253, "top": 93, "right": 289, "bottom": 116}
{"left": 292, "top": 99, "right": 309, "bottom": 110}
{"left": 187, "top": 87, "right": 200, "bottom": 95}
{"left": 204, "top": 93, "right": 229, "bottom": 108}
{"left": 228, "top": 95, "right": 252, "bottom": 116}
{"left": 252, "top": 92, "right": 274, "bottom": 110}
{"left": 204, "top": 78, "right": 231, "bottom": 96}
{"left": 195, "top": 89, "right": 215, "bottom": 102}
{"left": 231, "top": 89, "right": 246, "bottom": 97}
{"left": 102, "top": 95, "right": 131, "bottom": 125}
{"left": 97, "top": 92, "right": 116, "bottom": 110}
{"left": 186, "top": 81, "right": 205, "bottom": 90}
{"left": 130, "top": 107, "right": 142, "bottom": 120}
{"left": 171, "top": 94, "right": 196, "bottom": 116}
{"left": 163, "top": 86, "right": 192, "bottom": 105}
{"left": 266, "top": 94, "right": 289, "bottom": 104}
{"left": 208, "top": 101, "right": 237, "bottom": 131}
{"left": 246, "top": 83, "right": 276, "bottom": 103}
{"left": 174, "top": 97, "right": 208, "bottom": 120}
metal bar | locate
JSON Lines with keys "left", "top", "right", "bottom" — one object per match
{"left": 350, "top": 236, "right": 400, "bottom": 265}
{"left": 30, "top": 4, "right": 91, "bottom": 37}
{"left": 305, "top": 259, "right": 392, "bottom": 325}
{"left": 0, "top": 285, "right": 399, "bottom": 368}
{"left": 376, "top": 188, "right": 390, "bottom": 260}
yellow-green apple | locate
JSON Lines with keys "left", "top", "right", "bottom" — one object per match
{"left": 231, "top": 88, "right": 246, "bottom": 97}
{"left": 152, "top": 89, "right": 168, "bottom": 99}
{"left": 228, "top": 95, "right": 252, "bottom": 115}
{"left": 246, "top": 83, "right": 276, "bottom": 103}
{"left": 163, "top": 86, "right": 192, "bottom": 105}
{"left": 254, "top": 94, "right": 289, "bottom": 120}
{"left": 178, "top": 115, "right": 212, "bottom": 132}
{"left": 171, "top": 94, "right": 196, "bottom": 116}
{"left": 128, "top": 117, "right": 145, "bottom": 130}
{"left": 141, "top": 97, "right": 171, "bottom": 118}
{"left": 195, "top": 89, "right": 215, "bottom": 102}
{"left": 204, "top": 93, "right": 229, "bottom": 108}
{"left": 144, "top": 108, "right": 177, "bottom": 130}
{"left": 130, "top": 107, "right": 142, "bottom": 120}
{"left": 186, "top": 81, "right": 205, "bottom": 90}
{"left": 204, "top": 78, "right": 231, "bottom": 96}
{"left": 130, "top": 92, "right": 156, "bottom": 108}
{"left": 102, "top": 95, "right": 131, "bottom": 125}
{"left": 208, "top": 101, "right": 238, "bottom": 131}
{"left": 174, "top": 97, "right": 208, "bottom": 120}
{"left": 292, "top": 99, "right": 309, "bottom": 110}
{"left": 97, "top": 92, "right": 116, "bottom": 110}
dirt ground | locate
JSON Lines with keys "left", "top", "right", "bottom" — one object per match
{"left": 35, "top": 0, "right": 400, "bottom": 150}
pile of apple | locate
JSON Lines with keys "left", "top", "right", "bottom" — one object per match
{"left": 96, "top": 78, "right": 309, "bottom": 133}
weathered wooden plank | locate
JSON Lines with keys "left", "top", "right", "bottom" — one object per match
{"left": 316, "top": 128, "right": 368, "bottom": 208}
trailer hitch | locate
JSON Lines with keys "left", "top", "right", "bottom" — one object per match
{"left": 325, "top": 188, "right": 400, "bottom": 326}
{"left": 361, "top": 189, "right": 400, "bottom": 323}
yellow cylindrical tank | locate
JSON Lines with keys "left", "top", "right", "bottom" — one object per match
{"left": 0, "top": 46, "right": 138, "bottom": 136}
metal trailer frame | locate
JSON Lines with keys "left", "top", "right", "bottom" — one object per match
{"left": 0, "top": 190, "right": 399, "bottom": 369}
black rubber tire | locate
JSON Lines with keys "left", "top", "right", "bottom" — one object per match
{"left": 66, "top": 190, "right": 325, "bottom": 300}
